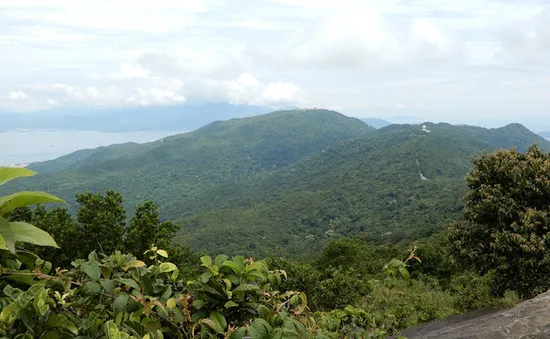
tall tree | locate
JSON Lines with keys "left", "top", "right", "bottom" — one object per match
{"left": 450, "top": 144, "right": 550, "bottom": 298}
{"left": 124, "top": 201, "right": 178, "bottom": 258}
{"left": 32, "top": 206, "right": 80, "bottom": 267}
{"left": 76, "top": 190, "right": 126, "bottom": 256}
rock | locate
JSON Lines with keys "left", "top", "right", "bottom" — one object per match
{"left": 393, "top": 290, "right": 550, "bottom": 339}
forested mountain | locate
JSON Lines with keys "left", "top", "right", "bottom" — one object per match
{"left": 4, "top": 110, "right": 549, "bottom": 257}
{"left": 5, "top": 109, "right": 374, "bottom": 216}
{"left": 174, "top": 122, "right": 550, "bottom": 257}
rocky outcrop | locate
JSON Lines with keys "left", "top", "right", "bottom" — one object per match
{"left": 394, "top": 290, "right": 550, "bottom": 339}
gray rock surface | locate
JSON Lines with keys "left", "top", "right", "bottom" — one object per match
{"left": 393, "top": 290, "right": 550, "bottom": 339}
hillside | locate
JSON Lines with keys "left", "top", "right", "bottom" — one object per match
{"left": 3, "top": 109, "right": 375, "bottom": 216}
{"left": 173, "top": 122, "right": 550, "bottom": 257}
{"left": 4, "top": 111, "right": 549, "bottom": 258}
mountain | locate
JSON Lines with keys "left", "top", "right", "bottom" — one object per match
{"left": 538, "top": 131, "right": 550, "bottom": 139}
{"left": 362, "top": 118, "right": 393, "bottom": 129}
{"left": 4, "top": 112, "right": 549, "bottom": 258}
{"left": 169, "top": 122, "right": 550, "bottom": 257}
{"left": 4, "top": 109, "right": 375, "bottom": 215}
{"left": 0, "top": 103, "right": 270, "bottom": 133}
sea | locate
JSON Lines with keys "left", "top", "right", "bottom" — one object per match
{"left": 0, "top": 130, "right": 185, "bottom": 166}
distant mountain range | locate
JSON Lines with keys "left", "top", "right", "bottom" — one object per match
{"left": 538, "top": 131, "right": 550, "bottom": 139}
{"left": 3, "top": 109, "right": 549, "bottom": 257}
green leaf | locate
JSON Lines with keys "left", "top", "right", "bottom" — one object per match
{"left": 200, "top": 256, "right": 212, "bottom": 268}
{"left": 101, "top": 279, "right": 115, "bottom": 295}
{"left": 9, "top": 222, "right": 59, "bottom": 248}
{"left": 156, "top": 249, "right": 168, "bottom": 258}
{"left": 82, "top": 261, "right": 101, "bottom": 281}
{"left": 192, "top": 299, "right": 205, "bottom": 309}
{"left": 159, "top": 262, "right": 177, "bottom": 273}
{"left": 119, "top": 278, "right": 140, "bottom": 290}
{"left": 34, "top": 288, "right": 50, "bottom": 316}
{"left": 101, "top": 266, "right": 113, "bottom": 279}
{"left": 200, "top": 271, "right": 213, "bottom": 283}
{"left": 245, "top": 270, "right": 266, "bottom": 281}
{"left": 209, "top": 311, "right": 227, "bottom": 333}
{"left": 215, "top": 254, "right": 229, "bottom": 267}
{"left": 167, "top": 298, "right": 177, "bottom": 308}
{"left": 221, "top": 260, "right": 242, "bottom": 275}
{"left": 0, "top": 191, "right": 65, "bottom": 217}
{"left": 0, "top": 217, "right": 15, "bottom": 252}
{"left": 47, "top": 313, "right": 78, "bottom": 335}
{"left": 105, "top": 320, "right": 121, "bottom": 339}
{"left": 398, "top": 267, "right": 410, "bottom": 281}
{"left": 249, "top": 318, "right": 271, "bottom": 338}
{"left": 0, "top": 167, "right": 36, "bottom": 186}
{"left": 229, "top": 327, "right": 247, "bottom": 339}
{"left": 233, "top": 256, "right": 246, "bottom": 271}
{"left": 113, "top": 293, "right": 129, "bottom": 313}
{"left": 224, "top": 301, "right": 239, "bottom": 309}
{"left": 83, "top": 281, "right": 101, "bottom": 297}
{"left": 233, "top": 284, "right": 261, "bottom": 293}
{"left": 16, "top": 250, "right": 40, "bottom": 270}
{"left": 257, "top": 305, "right": 269, "bottom": 318}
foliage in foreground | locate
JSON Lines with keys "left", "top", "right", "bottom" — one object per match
{"left": 0, "top": 245, "right": 419, "bottom": 338}
{"left": 450, "top": 144, "right": 550, "bottom": 298}
{"left": 0, "top": 167, "right": 412, "bottom": 338}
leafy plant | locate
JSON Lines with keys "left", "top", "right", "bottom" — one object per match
{"left": 0, "top": 167, "right": 62, "bottom": 253}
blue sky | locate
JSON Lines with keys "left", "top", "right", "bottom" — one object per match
{"left": 1, "top": 0, "right": 549, "bottom": 128}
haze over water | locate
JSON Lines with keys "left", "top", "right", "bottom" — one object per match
{"left": 1, "top": 130, "right": 183, "bottom": 165}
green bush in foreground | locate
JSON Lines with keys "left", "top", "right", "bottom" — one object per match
{"left": 0, "top": 245, "right": 416, "bottom": 338}
{"left": 0, "top": 167, "right": 415, "bottom": 338}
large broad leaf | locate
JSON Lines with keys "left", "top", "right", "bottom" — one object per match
{"left": 0, "top": 217, "right": 16, "bottom": 252}
{"left": 0, "top": 167, "right": 36, "bottom": 186}
{"left": 82, "top": 261, "right": 101, "bottom": 280}
{"left": 0, "top": 191, "right": 65, "bottom": 217}
{"left": 9, "top": 222, "right": 58, "bottom": 248}
{"left": 159, "top": 262, "right": 177, "bottom": 273}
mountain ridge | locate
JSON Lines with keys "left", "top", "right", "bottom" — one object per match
{"left": 5, "top": 111, "right": 549, "bottom": 257}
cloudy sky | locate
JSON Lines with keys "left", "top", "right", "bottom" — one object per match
{"left": 1, "top": 0, "right": 549, "bottom": 127}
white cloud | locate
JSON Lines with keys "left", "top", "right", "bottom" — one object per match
{"left": 7, "top": 91, "right": 27, "bottom": 100}
{"left": 0, "top": 0, "right": 549, "bottom": 124}
{"left": 225, "top": 73, "right": 305, "bottom": 106}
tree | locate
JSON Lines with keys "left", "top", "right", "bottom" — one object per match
{"left": 449, "top": 144, "right": 550, "bottom": 298}
{"left": 7, "top": 207, "right": 33, "bottom": 223}
{"left": 124, "top": 201, "right": 178, "bottom": 258}
{"left": 76, "top": 190, "right": 126, "bottom": 256}
{"left": 30, "top": 206, "right": 80, "bottom": 267}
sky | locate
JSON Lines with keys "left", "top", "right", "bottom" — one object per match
{"left": 1, "top": 0, "right": 550, "bottom": 128}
